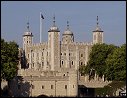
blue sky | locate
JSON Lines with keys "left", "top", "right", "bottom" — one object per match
{"left": 1, "top": 1, "right": 126, "bottom": 47}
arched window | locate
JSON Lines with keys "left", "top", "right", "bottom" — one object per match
{"left": 62, "top": 61, "right": 64, "bottom": 65}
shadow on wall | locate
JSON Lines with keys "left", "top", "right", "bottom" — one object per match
{"left": 17, "top": 76, "right": 31, "bottom": 97}
{"left": 78, "top": 85, "right": 95, "bottom": 97}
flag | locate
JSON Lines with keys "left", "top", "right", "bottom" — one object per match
{"left": 41, "top": 14, "right": 44, "bottom": 19}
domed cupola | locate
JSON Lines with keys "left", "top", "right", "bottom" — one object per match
{"left": 23, "top": 21, "right": 33, "bottom": 37}
{"left": 63, "top": 21, "right": 73, "bottom": 35}
{"left": 48, "top": 16, "right": 60, "bottom": 32}
{"left": 62, "top": 21, "right": 74, "bottom": 44}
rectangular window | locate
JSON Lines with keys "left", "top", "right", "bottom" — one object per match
{"left": 72, "top": 61, "right": 73, "bottom": 65}
{"left": 42, "top": 85, "right": 44, "bottom": 89}
{"left": 65, "top": 85, "right": 67, "bottom": 89}
{"left": 81, "top": 62, "right": 83, "bottom": 65}
{"left": 51, "top": 85, "right": 53, "bottom": 89}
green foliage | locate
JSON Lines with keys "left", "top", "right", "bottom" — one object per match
{"left": 1, "top": 38, "right": 19, "bottom": 81}
{"left": 81, "top": 43, "right": 126, "bottom": 81}
{"left": 95, "top": 81, "right": 126, "bottom": 96}
{"left": 105, "top": 44, "right": 126, "bottom": 81}
{"left": 86, "top": 43, "right": 117, "bottom": 77}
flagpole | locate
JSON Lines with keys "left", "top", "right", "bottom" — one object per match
{"left": 40, "top": 12, "right": 42, "bottom": 43}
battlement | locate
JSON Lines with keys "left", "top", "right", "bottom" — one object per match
{"left": 74, "top": 42, "right": 93, "bottom": 46}
{"left": 32, "top": 42, "right": 48, "bottom": 47}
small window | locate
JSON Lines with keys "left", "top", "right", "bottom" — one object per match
{"left": 72, "top": 61, "right": 73, "bottom": 65}
{"left": 81, "top": 62, "right": 83, "bottom": 65}
{"left": 27, "top": 41, "right": 28, "bottom": 43}
{"left": 81, "top": 54, "right": 83, "bottom": 57}
{"left": 73, "top": 85, "right": 74, "bottom": 88}
{"left": 61, "top": 53, "right": 62, "bottom": 55}
{"left": 42, "top": 85, "right": 44, "bottom": 89}
{"left": 28, "top": 54, "right": 29, "bottom": 58}
{"left": 69, "top": 53, "right": 70, "bottom": 56}
{"left": 65, "top": 85, "right": 67, "bottom": 89}
{"left": 62, "top": 61, "right": 63, "bottom": 65}
{"left": 51, "top": 85, "right": 53, "bottom": 89}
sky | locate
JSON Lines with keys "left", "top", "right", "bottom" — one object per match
{"left": 1, "top": 1, "right": 126, "bottom": 48}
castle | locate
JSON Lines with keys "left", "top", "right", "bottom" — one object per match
{"left": 10, "top": 16, "right": 103, "bottom": 97}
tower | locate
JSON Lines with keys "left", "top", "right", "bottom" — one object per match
{"left": 23, "top": 21, "right": 33, "bottom": 52}
{"left": 48, "top": 16, "right": 60, "bottom": 71}
{"left": 62, "top": 21, "right": 74, "bottom": 44}
{"left": 93, "top": 16, "right": 103, "bottom": 44}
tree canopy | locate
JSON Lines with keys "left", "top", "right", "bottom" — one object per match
{"left": 1, "top": 38, "right": 19, "bottom": 81}
{"left": 79, "top": 43, "right": 126, "bottom": 81}
{"left": 105, "top": 44, "right": 126, "bottom": 81}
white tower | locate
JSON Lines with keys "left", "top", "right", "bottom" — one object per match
{"left": 48, "top": 16, "right": 60, "bottom": 71}
{"left": 62, "top": 21, "right": 74, "bottom": 44}
{"left": 23, "top": 21, "right": 33, "bottom": 52}
{"left": 93, "top": 16, "right": 103, "bottom": 44}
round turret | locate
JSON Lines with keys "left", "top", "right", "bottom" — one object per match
{"left": 62, "top": 21, "right": 74, "bottom": 43}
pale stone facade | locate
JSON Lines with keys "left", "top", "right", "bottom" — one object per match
{"left": 10, "top": 16, "right": 104, "bottom": 97}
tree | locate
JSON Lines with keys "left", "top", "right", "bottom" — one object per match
{"left": 85, "top": 43, "right": 117, "bottom": 77}
{"left": 1, "top": 39, "right": 19, "bottom": 81}
{"left": 1, "top": 38, "right": 19, "bottom": 96}
{"left": 105, "top": 44, "right": 126, "bottom": 81}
